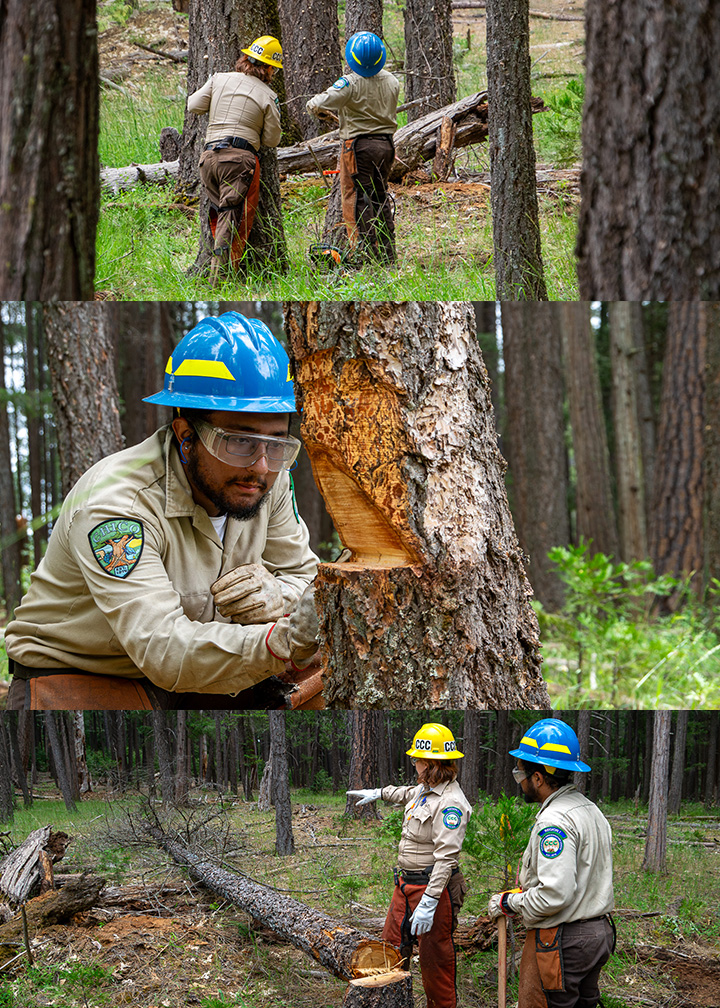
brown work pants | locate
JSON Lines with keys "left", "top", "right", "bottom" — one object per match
{"left": 382, "top": 879, "right": 458, "bottom": 1008}
{"left": 198, "top": 146, "right": 260, "bottom": 268}
{"left": 339, "top": 134, "right": 396, "bottom": 262}
{"left": 518, "top": 917, "right": 615, "bottom": 1008}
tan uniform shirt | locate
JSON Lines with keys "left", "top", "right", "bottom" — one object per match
{"left": 516, "top": 784, "right": 614, "bottom": 928}
{"left": 306, "top": 70, "right": 400, "bottom": 139}
{"left": 5, "top": 428, "right": 318, "bottom": 694}
{"left": 188, "top": 72, "right": 282, "bottom": 149}
{"left": 382, "top": 780, "right": 472, "bottom": 899}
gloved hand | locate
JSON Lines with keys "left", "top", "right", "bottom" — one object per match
{"left": 211, "top": 563, "right": 286, "bottom": 624}
{"left": 346, "top": 788, "right": 382, "bottom": 806}
{"left": 265, "top": 582, "right": 319, "bottom": 670}
{"left": 410, "top": 893, "right": 438, "bottom": 935}
{"left": 488, "top": 888, "right": 522, "bottom": 920}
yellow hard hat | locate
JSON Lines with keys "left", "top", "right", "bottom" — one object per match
{"left": 242, "top": 35, "right": 283, "bottom": 69}
{"left": 406, "top": 723, "right": 464, "bottom": 760}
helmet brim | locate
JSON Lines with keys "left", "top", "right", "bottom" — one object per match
{"left": 509, "top": 747, "right": 591, "bottom": 772}
{"left": 142, "top": 391, "right": 296, "bottom": 412}
{"left": 405, "top": 747, "right": 464, "bottom": 759}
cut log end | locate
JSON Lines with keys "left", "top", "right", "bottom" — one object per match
{"left": 344, "top": 969, "right": 413, "bottom": 1007}
{"left": 350, "top": 939, "right": 403, "bottom": 976}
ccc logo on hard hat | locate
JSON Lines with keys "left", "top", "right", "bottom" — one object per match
{"left": 415, "top": 739, "right": 433, "bottom": 750}
{"left": 444, "top": 741, "right": 457, "bottom": 752}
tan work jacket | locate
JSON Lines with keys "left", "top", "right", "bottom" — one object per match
{"left": 5, "top": 428, "right": 318, "bottom": 694}
{"left": 516, "top": 784, "right": 614, "bottom": 928}
{"left": 306, "top": 69, "right": 400, "bottom": 139}
{"left": 189, "top": 72, "right": 282, "bottom": 149}
{"left": 382, "top": 779, "right": 472, "bottom": 899}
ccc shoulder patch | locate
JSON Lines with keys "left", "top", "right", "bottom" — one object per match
{"left": 332, "top": 76, "right": 350, "bottom": 90}
{"left": 538, "top": 826, "right": 568, "bottom": 859}
{"left": 89, "top": 519, "right": 144, "bottom": 579}
{"left": 442, "top": 806, "right": 463, "bottom": 830}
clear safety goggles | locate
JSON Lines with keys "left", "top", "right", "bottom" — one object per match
{"left": 511, "top": 766, "right": 529, "bottom": 783}
{"left": 194, "top": 421, "right": 301, "bottom": 471}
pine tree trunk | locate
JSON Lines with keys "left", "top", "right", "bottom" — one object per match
{"left": 0, "top": 320, "right": 21, "bottom": 618}
{"left": 459, "top": 712, "right": 482, "bottom": 804}
{"left": 345, "top": 712, "right": 381, "bottom": 820}
{"left": 705, "top": 304, "right": 720, "bottom": 591}
{"left": 649, "top": 303, "right": 705, "bottom": 597}
{"left": 269, "top": 712, "right": 295, "bottom": 854}
{"left": 44, "top": 714, "right": 77, "bottom": 813}
{"left": 574, "top": 710, "right": 590, "bottom": 794}
{"left": 345, "top": 0, "right": 382, "bottom": 35}
{"left": 667, "top": 711, "right": 688, "bottom": 815}
{"left": 277, "top": 0, "right": 341, "bottom": 140}
{"left": 152, "top": 711, "right": 174, "bottom": 806}
{"left": 576, "top": 0, "right": 720, "bottom": 298}
{"left": 0, "top": 721, "right": 13, "bottom": 824}
{"left": 43, "top": 303, "right": 124, "bottom": 495}
{"left": 403, "top": 0, "right": 456, "bottom": 121}
{"left": 502, "top": 303, "right": 568, "bottom": 610}
{"left": 285, "top": 301, "right": 548, "bottom": 709}
{"left": 559, "top": 303, "right": 619, "bottom": 558}
{"left": 642, "top": 710, "right": 671, "bottom": 873}
{"left": 110, "top": 303, "right": 175, "bottom": 447}
{"left": 486, "top": 0, "right": 547, "bottom": 299}
{"left": 25, "top": 306, "right": 45, "bottom": 568}
{"left": 0, "top": 0, "right": 99, "bottom": 298}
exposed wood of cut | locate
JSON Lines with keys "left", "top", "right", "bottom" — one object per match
{"left": 432, "top": 116, "right": 458, "bottom": 181}
{"left": 343, "top": 971, "right": 414, "bottom": 1007}
{"left": 152, "top": 830, "right": 402, "bottom": 980}
{"left": 285, "top": 302, "right": 549, "bottom": 709}
{"left": 0, "top": 827, "right": 71, "bottom": 904}
{"left": 0, "top": 876, "right": 105, "bottom": 959}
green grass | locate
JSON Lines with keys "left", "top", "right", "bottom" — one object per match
{"left": 100, "top": 72, "right": 186, "bottom": 169}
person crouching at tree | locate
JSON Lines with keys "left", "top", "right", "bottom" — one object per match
{"left": 306, "top": 31, "right": 400, "bottom": 265}
{"left": 347, "top": 723, "right": 472, "bottom": 1008}
{"left": 188, "top": 36, "right": 283, "bottom": 285}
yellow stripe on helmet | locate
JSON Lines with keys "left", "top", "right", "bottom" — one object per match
{"left": 173, "top": 360, "right": 237, "bottom": 381}
{"left": 519, "top": 736, "right": 571, "bottom": 755}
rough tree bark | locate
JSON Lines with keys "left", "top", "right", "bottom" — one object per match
{"left": 178, "top": 0, "right": 288, "bottom": 271}
{"left": 269, "top": 711, "right": 295, "bottom": 854}
{"left": 345, "top": 0, "right": 383, "bottom": 36}
{"left": 0, "top": 318, "right": 21, "bottom": 618}
{"left": 0, "top": 0, "right": 99, "bottom": 298}
{"left": 345, "top": 712, "right": 381, "bottom": 820}
{"left": 150, "top": 828, "right": 403, "bottom": 980}
{"left": 502, "top": 302, "right": 568, "bottom": 611}
{"left": 576, "top": 1, "right": 720, "bottom": 298}
{"left": 403, "top": 0, "right": 456, "bottom": 121}
{"left": 42, "top": 303, "right": 124, "bottom": 495}
{"left": 642, "top": 710, "right": 671, "bottom": 873}
{"left": 44, "top": 714, "right": 77, "bottom": 813}
{"left": 668, "top": 710, "right": 689, "bottom": 816}
{"left": 277, "top": 0, "right": 341, "bottom": 140}
{"left": 486, "top": 0, "right": 547, "bottom": 299}
{"left": 706, "top": 303, "right": 720, "bottom": 589}
{"left": 285, "top": 301, "right": 548, "bottom": 709}
{"left": 344, "top": 973, "right": 414, "bottom": 1008}
{"left": 0, "top": 826, "right": 71, "bottom": 903}
{"left": 559, "top": 303, "right": 619, "bottom": 559}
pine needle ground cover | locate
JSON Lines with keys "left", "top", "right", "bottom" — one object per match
{"left": 2, "top": 786, "right": 719, "bottom": 1007}
{"left": 95, "top": 1, "right": 583, "bottom": 300}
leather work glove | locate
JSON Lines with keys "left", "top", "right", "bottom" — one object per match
{"left": 265, "top": 582, "right": 319, "bottom": 670}
{"left": 488, "top": 888, "right": 522, "bottom": 920}
{"left": 410, "top": 893, "right": 439, "bottom": 935}
{"left": 346, "top": 788, "right": 382, "bottom": 806}
{"left": 211, "top": 563, "right": 286, "bottom": 624}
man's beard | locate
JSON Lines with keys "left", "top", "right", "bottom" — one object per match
{"left": 521, "top": 772, "right": 540, "bottom": 804}
{"left": 186, "top": 450, "right": 271, "bottom": 521}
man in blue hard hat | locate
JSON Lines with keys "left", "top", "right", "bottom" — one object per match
{"left": 306, "top": 31, "right": 400, "bottom": 264}
{"left": 488, "top": 720, "right": 615, "bottom": 1008}
{"left": 5, "top": 312, "right": 320, "bottom": 711}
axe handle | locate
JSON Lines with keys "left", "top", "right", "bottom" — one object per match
{"left": 498, "top": 915, "right": 507, "bottom": 1008}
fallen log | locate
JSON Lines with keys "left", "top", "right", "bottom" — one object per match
{"left": 0, "top": 827, "right": 71, "bottom": 903}
{"left": 101, "top": 160, "right": 180, "bottom": 194}
{"left": 151, "top": 829, "right": 402, "bottom": 981}
{"left": 0, "top": 875, "right": 105, "bottom": 964}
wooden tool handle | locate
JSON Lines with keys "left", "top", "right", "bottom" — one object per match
{"left": 498, "top": 915, "right": 507, "bottom": 1008}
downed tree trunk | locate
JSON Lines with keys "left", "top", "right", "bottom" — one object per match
{"left": 343, "top": 972, "right": 413, "bottom": 1007}
{"left": 0, "top": 875, "right": 105, "bottom": 952}
{"left": 0, "top": 827, "right": 71, "bottom": 903}
{"left": 152, "top": 828, "right": 402, "bottom": 981}
{"left": 100, "top": 160, "right": 180, "bottom": 195}
{"left": 285, "top": 302, "right": 549, "bottom": 709}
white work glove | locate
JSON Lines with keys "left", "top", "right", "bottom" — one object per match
{"left": 211, "top": 563, "right": 286, "bottom": 624}
{"left": 488, "top": 889, "right": 522, "bottom": 920}
{"left": 265, "top": 582, "right": 319, "bottom": 670}
{"left": 346, "top": 788, "right": 382, "bottom": 807}
{"left": 410, "top": 893, "right": 438, "bottom": 935}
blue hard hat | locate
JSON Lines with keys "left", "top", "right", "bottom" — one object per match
{"left": 345, "top": 31, "right": 386, "bottom": 77}
{"left": 510, "top": 719, "right": 591, "bottom": 772}
{"left": 143, "top": 312, "right": 296, "bottom": 412}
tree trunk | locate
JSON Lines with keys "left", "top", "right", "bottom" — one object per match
{"left": 43, "top": 303, "right": 124, "bottom": 495}
{"left": 258, "top": 735, "right": 274, "bottom": 811}
{"left": 574, "top": 710, "right": 590, "bottom": 794}
{"left": 343, "top": 973, "right": 414, "bottom": 1007}
{"left": 609, "top": 302, "right": 648, "bottom": 562}
{"left": 269, "top": 711, "right": 295, "bottom": 854}
{"left": 179, "top": 0, "right": 288, "bottom": 272}
{"left": 403, "top": 0, "right": 456, "bottom": 121}
{"left": 576, "top": 0, "right": 720, "bottom": 298}
{"left": 285, "top": 301, "right": 548, "bottom": 709}
{"left": 0, "top": 721, "right": 13, "bottom": 824}
{"left": 0, "top": 0, "right": 99, "bottom": 298}
{"left": 559, "top": 303, "right": 619, "bottom": 558}
{"left": 5, "top": 713, "right": 32, "bottom": 808}
{"left": 44, "top": 713, "right": 77, "bottom": 813}
{"left": 668, "top": 710, "right": 688, "bottom": 816}
{"left": 345, "top": 0, "right": 382, "bottom": 35}
{"left": 0, "top": 876, "right": 104, "bottom": 960}
{"left": 705, "top": 303, "right": 720, "bottom": 590}
{"left": 0, "top": 826, "right": 71, "bottom": 903}
{"left": 174, "top": 711, "right": 190, "bottom": 805}
{"left": 459, "top": 712, "right": 482, "bottom": 805}
{"left": 25, "top": 305, "right": 46, "bottom": 568}
{"left": 486, "top": 0, "right": 547, "bottom": 299}
{"left": 642, "top": 710, "right": 671, "bottom": 873}
{"left": 150, "top": 829, "right": 403, "bottom": 980}
{"left": 345, "top": 712, "right": 381, "bottom": 820}
{"left": 502, "top": 302, "right": 569, "bottom": 610}
{"left": 649, "top": 302, "right": 705, "bottom": 597}
{"left": 277, "top": 0, "right": 341, "bottom": 140}
{"left": 0, "top": 319, "right": 21, "bottom": 618}
{"left": 152, "top": 711, "right": 174, "bottom": 806}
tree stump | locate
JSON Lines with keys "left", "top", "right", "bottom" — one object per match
{"left": 0, "top": 827, "right": 71, "bottom": 904}
{"left": 343, "top": 970, "right": 414, "bottom": 1007}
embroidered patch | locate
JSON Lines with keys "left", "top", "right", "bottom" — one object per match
{"left": 538, "top": 826, "right": 567, "bottom": 859}
{"left": 89, "top": 519, "right": 144, "bottom": 579}
{"left": 332, "top": 76, "right": 350, "bottom": 90}
{"left": 442, "top": 806, "right": 463, "bottom": 829}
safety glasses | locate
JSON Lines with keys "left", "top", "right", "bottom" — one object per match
{"left": 194, "top": 421, "right": 301, "bottom": 472}
{"left": 511, "top": 766, "right": 529, "bottom": 783}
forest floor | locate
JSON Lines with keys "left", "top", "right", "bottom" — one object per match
{"left": 95, "top": 0, "right": 585, "bottom": 298}
{"left": 2, "top": 783, "right": 720, "bottom": 1007}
